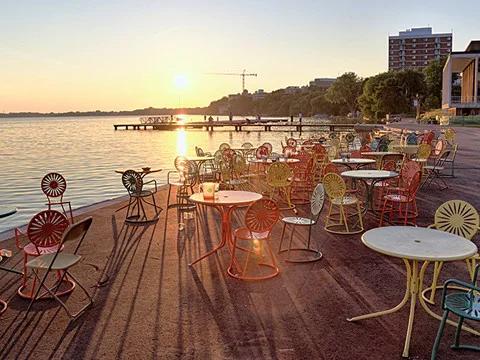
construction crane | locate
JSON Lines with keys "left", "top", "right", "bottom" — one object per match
{"left": 207, "top": 69, "right": 257, "bottom": 92}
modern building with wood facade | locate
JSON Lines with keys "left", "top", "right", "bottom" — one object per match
{"left": 442, "top": 41, "right": 480, "bottom": 115}
{"left": 388, "top": 27, "right": 452, "bottom": 71}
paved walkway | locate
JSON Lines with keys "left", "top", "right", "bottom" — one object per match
{"left": 0, "top": 124, "right": 478, "bottom": 359}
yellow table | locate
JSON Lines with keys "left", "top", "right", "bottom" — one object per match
{"left": 348, "top": 226, "right": 478, "bottom": 358}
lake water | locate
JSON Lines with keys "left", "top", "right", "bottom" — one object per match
{"left": 0, "top": 115, "right": 323, "bottom": 235}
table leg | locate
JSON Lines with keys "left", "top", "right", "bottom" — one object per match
{"left": 347, "top": 259, "right": 419, "bottom": 358}
{"left": 189, "top": 205, "right": 235, "bottom": 266}
{"left": 347, "top": 259, "right": 412, "bottom": 322}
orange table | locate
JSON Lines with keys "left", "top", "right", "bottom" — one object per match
{"left": 189, "top": 191, "right": 262, "bottom": 267}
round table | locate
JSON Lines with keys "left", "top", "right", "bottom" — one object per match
{"left": 249, "top": 158, "right": 300, "bottom": 164}
{"left": 0, "top": 206, "right": 17, "bottom": 219}
{"left": 188, "top": 191, "right": 262, "bottom": 268}
{"left": 348, "top": 226, "right": 478, "bottom": 358}
{"left": 332, "top": 158, "right": 375, "bottom": 170}
{"left": 341, "top": 170, "right": 398, "bottom": 211}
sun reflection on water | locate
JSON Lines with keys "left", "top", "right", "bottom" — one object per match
{"left": 176, "top": 128, "right": 187, "bottom": 156}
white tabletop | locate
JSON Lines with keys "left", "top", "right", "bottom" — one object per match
{"left": 187, "top": 156, "right": 215, "bottom": 162}
{"left": 341, "top": 170, "right": 398, "bottom": 179}
{"left": 362, "top": 226, "right": 478, "bottom": 261}
{"left": 249, "top": 158, "right": 300, "bottom": 164}
{"left": 332, "top": 158, "right": 376, "bottom": 165}
{"left": 189, "top": 190, "right": 262, "bottom": 206}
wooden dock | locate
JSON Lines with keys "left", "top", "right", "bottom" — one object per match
{"left": 113, "top": 120, "right": 374, "bottom": 132}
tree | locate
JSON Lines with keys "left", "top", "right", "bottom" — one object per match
{"left": 423, "top": 58, "right": 446, "bottom": 109}
{"left": 358, "top": 70, "right": 426, "bottom": 120}
{"left": 325, "top": 72, "right": 363, "bottom": 116}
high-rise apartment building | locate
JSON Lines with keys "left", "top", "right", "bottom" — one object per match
{"left": 388, "top": 27, "right": 452, "bottom": 71}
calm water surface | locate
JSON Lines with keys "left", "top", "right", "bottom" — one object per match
{"left": 0, "top": 115, "right": 318, "bottom": 234}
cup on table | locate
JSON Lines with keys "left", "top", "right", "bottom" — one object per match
{"left": 201, "top": 182, "right": 219, "bottom": 199}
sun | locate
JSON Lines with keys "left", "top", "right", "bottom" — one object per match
{"left": 174, "top": 74, "right": 189, "bottom": 89}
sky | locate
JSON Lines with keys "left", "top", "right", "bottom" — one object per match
{"left": 0, "top": 0, "right": 478, "bottom": 112}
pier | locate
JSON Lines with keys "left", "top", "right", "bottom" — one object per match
{"left": 113, "top": 120, "right": 376, "bottom": 132}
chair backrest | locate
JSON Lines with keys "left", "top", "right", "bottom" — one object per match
{"left": 417, "top": 143, "right": 431, "bottom": 159}
{"left": 382, "top": 160, "right": 397, "bottom": 171}
{"left": 195, "top": 146, "right": 205, "bottom": 157}
{"left": 241, "top": 142, "right": 254, "bottom": 149}
{"left": 122, "top": 170, "right": 143, "bottom": 195}
{"left": 433, "top": 200, "right": 479, "bottom": 240}
{"left": 444, "top": 128, "right": 456, "bottom": 144}
{"left": 213, "top": 149, "right": 224, "bottom": 167}
{"left": 173, "top": 157, "right": 197, "bottom": 186}
{"left": 381, "top": 153, "right": 403, "bottom": 170}
{"left": 256, "top": 145, "right": 270, "bottom": 159}
{"left": 310, "top": 184, "right": 325, "bottom": 221}
{"left": 323, "top": 173, "right": 346, "bottom": 200}
{"left": 286, "top": 138, "right": 297, "bottom": 147}
{"left": 244, "top": 198, "right": 279, "bottom": 234}
{"left": 283, "top": 145, "right": 296, "bottom": 157}
{"left": 434, "top": 150, "right": 451, "bottom": 167}
{"left": 219, "top": 143, "right": 230, "bottom": 151}
{"left": 302, "top": 139, "right": 314, "bottom": 145}
{"left": 420, "top": 131, "right": 435, "bottom": 144}
{"left": 41, "top": 172, "right": 67, "bottom": 199}
{"left": 401, "top": 160, "right": 421, "bottom": 184}
{"left": 261, "top": 142, "right": 273, "bottom": 154}
{"left": 266, "top": 162, "right": 293, "bottom": 187}
{"left": 222, "top": 148, "right": 236, "bottom": 163}
{"left": 345, "top": 133, "right": 355, "bottom": 143}
{"left": 61, "top": 216, "right": 93, "bottom": 254}
{"left": 312, "top": 144, "right": 326, "bottom": 158}
{"left": 405, "top": 171, "right": 422, "bottom": 197}
{"left": 433, "top": 139, "right": 445, "bottom": 156}
{"left": 322, "top": 163, "right": 340, "bottom": 176}
{"left": 232, "top": 154, "right": 248, "bottom": 176}
{"left": 27, "top": 210, "right": 70, "bottom": 250}
{"left": 360, "top": 144, "right": 371, "bottom": 153}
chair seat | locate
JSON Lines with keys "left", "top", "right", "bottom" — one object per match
{"left": 26, "top": 253, "right": 81, "bottom": 270}
{"left": 384, "top": 194, "right": 410, "bottom": 202}
{"left": 234, "top": 227, "right": 270, "bottom": 241}
{"left": 444, "top": 292, "right": 480, "bottom": 320}
{"left": 131, "top": 190, "right": 155, "bottom": 197}
{"left": 331, "top": 196, "right": 358, "bottom": 206}
{"left": 424, "top": 165, "right": 444, "bottom": 170}
{"left": 282, "top": 216, "right": 314, "bottom": 225}
{"left": 23, "top": 242, "right": 63, "bottom": 256}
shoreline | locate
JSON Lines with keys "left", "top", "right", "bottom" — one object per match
{"left": 0, "top": 184, "right": 169, "bottom": 241}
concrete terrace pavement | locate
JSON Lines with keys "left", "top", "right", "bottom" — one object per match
{"left": 0, "top": 123, "right": 478, "bottom": 359}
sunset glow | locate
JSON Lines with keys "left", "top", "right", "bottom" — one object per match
{"left": 0, "top": 0, "right": 476, "bottom": 113}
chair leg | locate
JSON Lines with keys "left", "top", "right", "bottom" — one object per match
{"left": 452, "top": 316, "right": 464, "bottom": 349}
{"left": 278, "top": 222, "right": 287, "bottom": 252}
{"left": 431, "top": 309, "right": 449, "bottom": 360}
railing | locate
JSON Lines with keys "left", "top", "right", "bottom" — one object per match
{"left": 450, "top": 95, "right": 480, "bottom": 105}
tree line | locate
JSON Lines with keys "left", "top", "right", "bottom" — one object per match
{"left": 207, "top": 58, "right": 445, "bottom": 121}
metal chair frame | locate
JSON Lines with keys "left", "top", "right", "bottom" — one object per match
{"left": 164, "top": 157, "right": 200, "bottom": 240}
{"left": 121, "top": 170, "right": 161, "bottom": 224}
{"left": 15, "top": 210, "right": 72, "bottom": 299}
{"left": 279, "top": 184, "right": 325, "bottom": 263}
{"left": 422, "top": 200, "right": 480, "bottom": 305}
{"left": 228, "top": 199, "right": 280, "bottom": 280}
{"left": 41, "top": 172, "right": 74, "bottom": 223}
{"left": 431, "top": 265, "right": 480, "bottom": 359}
{"left": 25, "top": 217, "right": 94, "bottom": 320}
{"left": 323, "top": 173, "right": 364, "bottom": 234}
{"left": 422, "top": 150, "right": 451, "bottom": 190}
